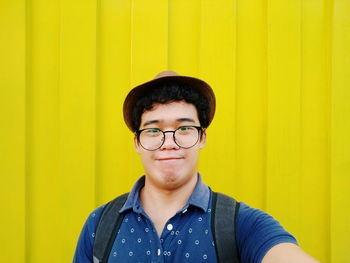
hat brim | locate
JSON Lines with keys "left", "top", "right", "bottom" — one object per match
{"left": 123, "top": 75, "right": 216, "bottom": 131}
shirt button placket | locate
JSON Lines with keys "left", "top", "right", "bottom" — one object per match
{"left": 156, "top": 247, "right": 166, "bottom": 263}
{"left": 162, "top": 223, "right": 174, "bottom": 262}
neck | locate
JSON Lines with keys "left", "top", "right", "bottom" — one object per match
{"left": 141, "top": 174, "right": 198, "bottom": 212}
{"left": 140, "top": 173, "right": 198, "bottom": 237}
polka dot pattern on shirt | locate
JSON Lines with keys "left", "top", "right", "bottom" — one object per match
{"left": 107, "top": 206, "right": 217, "bottom": 263}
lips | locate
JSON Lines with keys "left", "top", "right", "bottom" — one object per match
{"left": 156, "top": 157, "right": 184, "bottom": 161}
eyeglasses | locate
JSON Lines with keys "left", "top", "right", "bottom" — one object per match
{"left": 136, "top": 126, "right": 203, "bottom": 151}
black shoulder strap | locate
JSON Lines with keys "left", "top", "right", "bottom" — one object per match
{"left": 93, "top": 193, "right": 129, "bottom": 263}
{"left": 93, "top": 192, "right": 239, "bottom": 263}
{"left": 212, "top": 192, "right": 240, "bottom": 263}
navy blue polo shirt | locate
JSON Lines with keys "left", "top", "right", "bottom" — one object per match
{"left": 73, "top": 174, "right": 297, "bottom": 263}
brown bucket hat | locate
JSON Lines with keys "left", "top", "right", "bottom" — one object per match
{"left": 123, "top": 71, "right": 216, "bottom": 131}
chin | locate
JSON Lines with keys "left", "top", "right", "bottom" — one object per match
{"left": 161, "top": 170, "right": 195, "bottom": 189}
{"left": 155, "top": 168, "right": 179, "bottom": 183}
{"left": 162, "top": 172, "right": 181, "bottom": 184}
{"left": 147, "top": 170, "right": 186, "bottom": 190}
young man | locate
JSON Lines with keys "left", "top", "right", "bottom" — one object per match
{"left": 73, "top": 71, "right": 319, "bottom": 263}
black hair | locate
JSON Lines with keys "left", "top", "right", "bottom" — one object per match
{"left": 131, "top": 82, "right": 210, "bottom": 131}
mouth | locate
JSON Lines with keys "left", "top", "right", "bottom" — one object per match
{"left": 156, "top": 157, "right": 184, "bottom": 161}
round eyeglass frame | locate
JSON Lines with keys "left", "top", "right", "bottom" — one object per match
{"left": 136, "top": 126, "right": 203, "bottom": 151}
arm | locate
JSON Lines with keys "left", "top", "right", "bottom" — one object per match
{"left": 72, "top": 217, "right": 94, "bottom": 263}
{"left": 72, "top": 205, "right": 105, "bottom": 263}
{"left": 262, "top": 243, "right": 320, "bottom": 263}
{"left": 236, "top": 203, "right": 319, "bottom": 263}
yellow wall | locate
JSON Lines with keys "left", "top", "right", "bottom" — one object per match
{"left": 1, "top": 0, "right": 349, "bottom": 262}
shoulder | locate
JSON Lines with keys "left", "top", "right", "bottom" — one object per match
{"left": 84, "top": 204, "right": 106, "bottom": 235}
{"left": 78, "top": 204, "right": 107, "bottom": 242}
{"left": 236, "top": 202, "right": 297, "bottom": 263}
{"left": 236, "top": 202, "right": 283, "bottom": 228}
{"left": 72, "top": 204, "right": 107, "bottom": 262}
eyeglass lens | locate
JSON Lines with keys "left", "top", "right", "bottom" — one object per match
{"left": 139, "top": 126, "right": 200, "bottom": 151}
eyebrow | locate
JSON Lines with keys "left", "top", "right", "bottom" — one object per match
{"left": 142, "top": 120, "right": 160, "bottom": 127}
{"left": 142, "top": 118, "right": 196, "bottom": 128}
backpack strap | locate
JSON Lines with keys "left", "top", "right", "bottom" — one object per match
{"left": 93, "top": 191, "right": 239, "bottom": 263}
{"left": 212, "top": 192, "right": 240, "bottom": 263}
{"left": 93, "top": 193, "right": 129, "bottom": 263}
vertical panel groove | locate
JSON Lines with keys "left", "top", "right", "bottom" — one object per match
{"left": 326, "top": 0, "right": 333, "bottom": 261}
{"left": 24, "top": 0, "right": 31, "bottom": 261}
{"left": 95, "top": 0, "right": 101, "bottom": 207}
{"left": 263, "top": 0, "right": 269, "bottom": 212}
{"left": 129, "top": 0, "right": 135, "bottom": 77}
{"left": 262, "top": 0, "right": 268, "bottom": 211}
{"left": 167, "top": 0, "right": 170, "bottom": 69}
{"left": 233, "top": 0, "right": 239, "bottom": 206}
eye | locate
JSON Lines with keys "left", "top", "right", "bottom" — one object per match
{"left": 177, "top": 126, "right": 195, "bottom": 134}
{"left": 179, "top": 126, "right": 191, "bottom": 131}
{"left": 144, "top": 128, "right": 161, "bottom": 136}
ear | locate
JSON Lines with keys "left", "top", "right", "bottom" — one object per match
{"left": 198, "top": 129, "right": 207, "bottom": 149}
{"left": 134, "top": 134, "right": 141, "bottom": 154}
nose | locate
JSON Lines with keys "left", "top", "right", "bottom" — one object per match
{"left": 160, "top": 132, "right": 180, "bottom": 150}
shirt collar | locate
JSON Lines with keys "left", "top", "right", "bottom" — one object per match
{"left": 119, "top": 176, "right": 145, "bottom": 213}
{"left": 119, "top": 173, "right": 210, "bottom": 213}
{"left": 186, "top": 174, "right": 210, "bottom": 212}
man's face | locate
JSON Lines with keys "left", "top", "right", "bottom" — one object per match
{"left": 134, "top": 101, "right": 206, "bottom": 191}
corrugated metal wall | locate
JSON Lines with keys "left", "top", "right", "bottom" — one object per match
{"left": 1, "top": 0, "right": 349, "bottom": 262}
